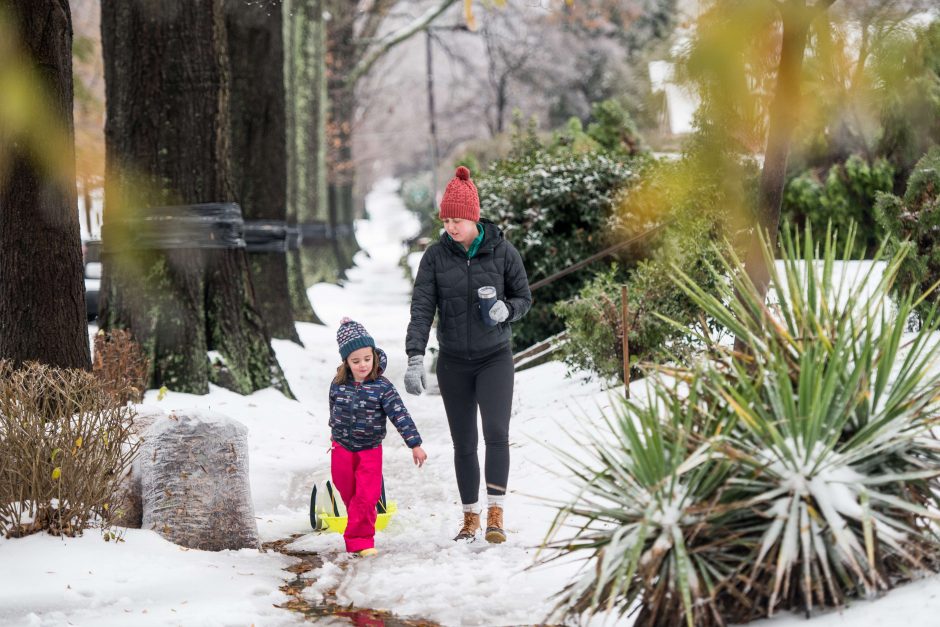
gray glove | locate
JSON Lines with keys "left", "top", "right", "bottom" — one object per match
{"left": 489, "top": 299, "right": 510, "bottom": 323}
{"left": 404, "top": 354, "right": 426, "bottom": 395}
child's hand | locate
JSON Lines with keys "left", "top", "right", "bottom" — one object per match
{"left": 412, "top": 446, "right": 428, "bottom": 468}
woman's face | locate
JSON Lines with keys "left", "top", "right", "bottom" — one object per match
{"left": 346, "top": 347, "right": 374, "bottom": 382}
{"left": 442, "top": 218, "right": 478, "bottom": 247}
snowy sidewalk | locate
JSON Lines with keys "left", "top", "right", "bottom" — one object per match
{"left": 281, "top": 180, "right": 613, "bottom": 626}
{"left": 5, "top": 179, "right": 940, "bottom": 626}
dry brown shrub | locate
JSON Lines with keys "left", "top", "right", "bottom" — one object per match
{"left": 0, "top": 361, "right": 140, "bottom": 538}
{"left": 92, "top": 329, "right": 150, "bottom": 404}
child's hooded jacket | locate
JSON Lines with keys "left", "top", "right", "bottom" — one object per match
{"left": 329, "top": 347, "right": 422, "bottom": 452}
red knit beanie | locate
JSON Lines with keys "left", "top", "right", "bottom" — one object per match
{"left": 439, "top": 166, "right": 480, "bottom": 221}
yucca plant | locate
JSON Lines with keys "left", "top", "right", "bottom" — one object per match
{"left": 673, "top": 225, "right": 940, "bottom": 616}
{"left": 544, "top": 223, "right": 940, "bottom": 625}
{"left": 542, "top": 377, "right": 755, "bottom": 627}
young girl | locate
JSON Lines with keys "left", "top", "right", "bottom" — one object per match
{"left": 330, "top": 317, "right": 427, "bottom": 557}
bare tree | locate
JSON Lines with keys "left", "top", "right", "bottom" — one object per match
{"left": 284, "top": 0, "right": 334, "bottom": 305}
{"left": 225, "top": 0, "right": 302, "bottom": 343}
{"left": 326, "top": 0, "right": 460, "bottom": 269}
{"left": 0, "top": 1, "right": 90, "bottom": 369}
{"left": 480, "top": 8, "right": 536, "bottom": 136}
{"left": 741, "top": 0, "right": 838, "bottom": 312}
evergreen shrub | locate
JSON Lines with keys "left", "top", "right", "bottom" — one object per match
{"left": 875, "top": 147, "right": 940, "bottom": 317}
{"left": 782, "top": 155, "right": 894, "bottom": 257}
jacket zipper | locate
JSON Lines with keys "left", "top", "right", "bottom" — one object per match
{"left": 466, "top": 258, "right": 472, "bottom": 358}
{"left": 353, "top": 382, "right": 361, "bottom": 434}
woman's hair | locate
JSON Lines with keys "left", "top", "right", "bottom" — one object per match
{"left": 333, "top": 348, "right": 381, "bottom": 384}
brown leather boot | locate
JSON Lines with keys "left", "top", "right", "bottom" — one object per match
{"left": 454, "top": 511, "right": 480, "bottom": 542}
{"left": 485, "top": 506, "right": 506, "bottom": 544}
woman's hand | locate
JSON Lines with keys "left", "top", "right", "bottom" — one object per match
{"left": 404, "top": 355, "right": 426, "bottom": 395}
{"left": 488, "top": 300, "right": 510, "bottom": 323}
{"left": 412, "top": 445, "right": 428, "bottom": 467}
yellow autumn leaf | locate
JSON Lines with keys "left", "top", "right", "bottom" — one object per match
{"left": 74, "top": 436, "right": 83, "bottom": 448}
{"left": 52, "top": 467, "right": 61, "bottom": 480}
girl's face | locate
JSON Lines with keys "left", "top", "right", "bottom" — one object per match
{"left": 442, "top": 217, "right": 478, "bottom": 247}
{"left": 347, "top": 347, "right": 374, "bottom": 382}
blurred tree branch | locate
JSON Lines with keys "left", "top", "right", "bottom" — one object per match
{"left": 347, "top": 0, "right": 460, "bottom": 86}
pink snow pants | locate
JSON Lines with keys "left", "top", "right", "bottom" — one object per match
{"left": 331, "top": 441, "right": 383, "bottom": 552}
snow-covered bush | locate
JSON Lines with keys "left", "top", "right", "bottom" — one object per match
{"left": 544, "top": 226, "right": 940, "bottom": 625}
{"left": 0, "top": 362, "right": 139, "bottom": 537}
{"left": 93, "top": 328, "right": 150, "bottom": 404}
{"left": 876, "top": 147, "right": 940, "bottom": 318}
{"left": 478, "top": 132, "right": 645, "bottom": 349}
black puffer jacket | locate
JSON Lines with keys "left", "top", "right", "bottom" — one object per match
{"left": 407, "top": 219, "right": 532, "bottom": 359}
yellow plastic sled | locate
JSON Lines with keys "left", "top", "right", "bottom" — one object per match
{"left": 320, "top": 502, "right": 398, "bottom": 534}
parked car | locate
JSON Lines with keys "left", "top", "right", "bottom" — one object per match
{"left": 82, "top": 239, "right": 101, "bottom": 322}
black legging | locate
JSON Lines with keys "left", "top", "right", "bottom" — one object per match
{"left": 436, "top": 345, "right": 514, "bottom": 504}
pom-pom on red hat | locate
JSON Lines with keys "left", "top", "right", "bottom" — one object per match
{"left": 439, "top": 166, "right": 480, "bottom": 222}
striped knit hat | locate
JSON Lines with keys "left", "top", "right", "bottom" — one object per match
{"left": 439, "top": 166, "right": 480, "bottom": 222}
{"left": 336, "top": 317, "right": 375, "bottom": 360}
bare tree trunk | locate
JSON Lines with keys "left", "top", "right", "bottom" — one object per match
{"left": 0, "top": 0, "right": 90, "bottom": 370}
{"left": 225, "top": 0, "right": 301, "bottom": 343}
{"left": 100, "top": 0, "right": 290, "bottom": 396}
{"left": 425, "top": 30, "right": 440, "bottom": 200}
{"left": 740, "top": 2, "right": 815, "bottom": 302}
{"left": 285, "top": 0, "right": 333, "bottom": 309}
{"left": 327, "top": 0, "right": 359, "bottom": 273}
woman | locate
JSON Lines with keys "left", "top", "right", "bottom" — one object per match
{"left": 404, "top": 166, "right": 531, "bottom": 544}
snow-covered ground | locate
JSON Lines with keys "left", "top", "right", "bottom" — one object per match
{"left": 4, "top": 179, "right": 940, "bottom": 626}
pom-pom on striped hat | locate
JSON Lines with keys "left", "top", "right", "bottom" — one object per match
{"left": 336, "top": 317, "right": 375, "bottom": 360}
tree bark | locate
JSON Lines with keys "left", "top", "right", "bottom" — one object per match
{"left": 0, "top": 0, "right": 91, "bottom": 370}
{"left": 99, "top": 0, "right": 290, "bottom": 396}
{"left": 225, "top": 0, "right": 301, "bottom": 343}
{"left": 327, "top": 0, "right": 360, "bottom": 273}
{"left": 741, "top": 0, "right": 815, "bottom": 302}
{"left": 285, "top": 0, "right": 333, "bottom": 310}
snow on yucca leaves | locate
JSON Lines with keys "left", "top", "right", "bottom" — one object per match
{"left": 542, "top": 379, "right": 746, "bottom": 627}
{"left": 543, "top": 223, "right": 940, "bottom": 626}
